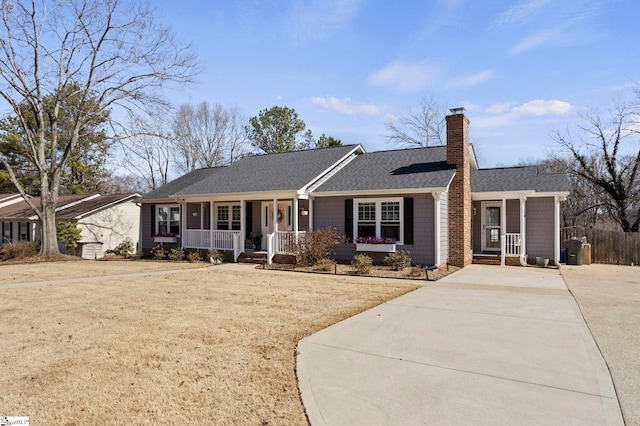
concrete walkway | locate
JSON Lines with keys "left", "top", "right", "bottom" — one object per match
{"left": 297, "top": 265, "right": 623, "bottom": 425}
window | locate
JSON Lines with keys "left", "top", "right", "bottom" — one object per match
{"left": 380, "top": 202, "right": 400, "bottom": 240}
{"left": 357, "top": 202, "right": 376, "bottom": 238}
{"left": 157, "top": 205, "right": 180, "bottom": 236}
{"left": 216, "top": 204, "right": 241, "bottom": 230}
{"left": 355, "top": 198, "right": 403, "bottom": 243}
{"left": 18, "top": 222, "right": 30, "bottom": 241}
{"left": 1, "top": 222, "right": 11, "bottom": 243}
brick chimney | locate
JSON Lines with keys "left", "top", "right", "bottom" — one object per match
{"left": 446, "top": 108, "right": 472, "bottom": 268}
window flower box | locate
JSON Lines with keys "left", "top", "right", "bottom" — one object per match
{"left": 356, "top": 243, "right": 396, "bottom": 253}
{"left": 154, "top": 233, "right": 177, "bottom": 243}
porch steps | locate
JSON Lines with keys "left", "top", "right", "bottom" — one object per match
{"left": 472, "top": 254, "right": 501, "bottom": 266}
{"left": 237, "top": 251, "right": 268, "bottom": 264}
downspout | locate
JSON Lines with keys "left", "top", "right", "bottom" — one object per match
{"left": 293, "top": 197, "right": 299, "bottom": 233}
{"left": 519, "top": 196, "right": 527, "bottom": 267}
{"left": 432, "top": 192, "right": 441, "bottom": 267}
{"left": 554, "top": 195, "right": 560, "bottom": 266}
{"left": 501, "top": 198, "right": 506, "bottom": 266}
{"left": 309, "top": 196, "right": 314, "bottom": 231}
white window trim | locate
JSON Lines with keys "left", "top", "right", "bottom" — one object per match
{"left": 354, "top": 197, "right": 404, "bottom": 245}
{"left": 215, "top": 202, "right": 241, "bottom": 230}
{"left": 156, "top": 204, "right": 181, "bottom": 237}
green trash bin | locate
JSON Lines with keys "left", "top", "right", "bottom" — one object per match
{"left": 565, "top": 239, "right": 584, "bottom": 265}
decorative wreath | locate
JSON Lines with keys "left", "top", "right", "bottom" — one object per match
{"left": 277, "top": 209, "right": 283, "bottom": 223}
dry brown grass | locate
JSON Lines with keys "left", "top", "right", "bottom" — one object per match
{"left": 0, "top": 261, "right": 419, "bottom": 425}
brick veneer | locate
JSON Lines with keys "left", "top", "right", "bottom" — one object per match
{"left": 446, "top": 112, "right": 472, "bottom": 268}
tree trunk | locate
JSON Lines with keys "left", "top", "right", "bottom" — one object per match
{"left": 39, "top": 190, "right": 61, "bottom": 257}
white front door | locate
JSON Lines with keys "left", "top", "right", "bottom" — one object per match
{"left": 481, "top": 202, "right": 501, "bottom": 252}
{"left": 261, "top": 201, "right": 292, "bottom": 243}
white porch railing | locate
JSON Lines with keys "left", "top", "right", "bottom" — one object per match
{"left": 183, "top": 229, "right": 243, "bottom": 261}
{"left": 266, "top": 231, "right": 306, "bottom": 264}
{"left": 505, "top": 233, "right": 522, "bottom": 256}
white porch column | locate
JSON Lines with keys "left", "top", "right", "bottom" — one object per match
{"left": 520, "top": 196, "right": 527, "bottom": 266}
{"left": 554, "top": 195, "right": 560, "bottom": 265}
{"left": 240, "top": 200, "right": 246, "bottom": 252}
{"left": 501, "top": 198, "right": 506, "bottom": 266}
{"left": 293, "top": 197, "right": 299, "bottom": 233}
{"left": 432, "top": 192, "right": 441, "bottom": 266}
{"left": 309, "top": 196, "right": 314, "bottom": 231}
{"left": 273, "top": 198, "right": 278, "bottom": 233}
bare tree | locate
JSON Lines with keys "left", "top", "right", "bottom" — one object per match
{"left": 172, "top": 101, "right": 247, "bottom": 172}
{"left": 0, "top": 0, "right": 197, "bottom": 256}
{"left": 385, "top": 96, "right": 446, "bottom": 147}
{"left": 120, "top": 116, "right": 172, "bottom": 192}
{"left": 553, "top": 98, "right": 640, "bottom": 232}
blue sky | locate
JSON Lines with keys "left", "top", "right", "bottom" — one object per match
{"left": 154, "top": 0, "right": 639, "bottom": 168}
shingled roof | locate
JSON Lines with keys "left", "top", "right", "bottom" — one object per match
{"left": 471, "top": 166, "right": 569, "bottom": 193}
{"left": 139, "top": 167, "right": 220, "bottom": 202}
{"left": 172, "top": 145, "right": 362, "bottom": 197}
{"left": 313, "top": 146, "right": 456, "bottom": 193}
{"left": 0, "top": 194, "right": 139, "bottom": 220}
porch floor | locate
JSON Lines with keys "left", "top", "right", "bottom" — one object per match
{"left": 472, "top": 254, "right": 501, "bottom": 266}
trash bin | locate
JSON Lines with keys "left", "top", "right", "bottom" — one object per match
{"left": 565, "top": 239, "right": 584, "bottom": 266}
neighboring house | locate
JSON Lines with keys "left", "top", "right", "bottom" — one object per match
{"left": 138, "top": 110, "right": 569, "bottom": 268}
{"left": 0, "top": 193, "right": 141, "bottom": 254}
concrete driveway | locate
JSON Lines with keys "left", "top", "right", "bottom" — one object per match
{"left": 297, "top": 265, "right": 623, "bottom": 425}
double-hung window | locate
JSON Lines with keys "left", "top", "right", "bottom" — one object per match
{"left": 1, "top": 222, "right": 11, "bottom": 243}
{"left": 18, "top": 222, "right": 30, "bottom": 241}
{"left": 157, "top": 205, "right": 180, "bottom": 236}
{"left": 355, "top": 198, "right": 403, "bottom": 243}
{"left": 216, "top": 204, "right": 241, "bottom": 230}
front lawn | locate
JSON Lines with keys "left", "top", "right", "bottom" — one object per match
{"left": 0, "top": 261, "right": 419, "bottom": 425}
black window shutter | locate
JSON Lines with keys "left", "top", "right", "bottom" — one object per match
{"left": 345, "top": 199, "right": 353, "bottom": 242}
{"left": 245, "top": 202, "right": 253, "bottom": 239}
{"left": 150, "top": 204, "right": 156, "bottom": 236}
{"left": 27, "top": 222, "right": 31, "bottom": 241}
{"left": 404, "top": 197, "right": 414, "bottom": 245}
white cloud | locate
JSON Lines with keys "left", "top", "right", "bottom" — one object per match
{"left": 368, "top": 59, "right": 441, "bottom": 92}
{"left": 311, "top": 96, "right": 380, "bottom": 116}
{"left": 290, "top": 0, "right": 361, "bottom": 43}
{"left": 495, "top": 0, "right": 551, "bottom": 26}
{"left": 512, "top": 99, "right": 574, "bottom": 116}
{"left": 449, "top": 70, "right": 493, "bottom": 88}
{"left": 485, "top": 103, "right": 513, "bottom": 114}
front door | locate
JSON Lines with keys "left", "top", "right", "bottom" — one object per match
{"left": 481, "top": 202, "right": 501, "bottom": 252}
{"left": 261, "top": 201, "right": 292, "bottom": 245}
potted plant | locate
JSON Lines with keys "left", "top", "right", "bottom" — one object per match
{"left": 251, "top": 232, "right": 262, "bottom": 250}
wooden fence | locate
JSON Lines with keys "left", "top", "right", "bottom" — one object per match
{"left": 560, "top": 227, "right": 640, "bottom": 266}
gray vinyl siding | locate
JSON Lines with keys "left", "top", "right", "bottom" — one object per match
{"left": 313, "top": 193, "right": 435, "bottom": 265}
{"left": 506, "top": 199, "right": 520, "bottom": 233}
{"left": 525, "top": 197, "right": 555, "bottom": 259}
{"left": 439, "top": 191, "right": 449, "bottom": 265}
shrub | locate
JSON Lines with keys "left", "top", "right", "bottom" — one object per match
{"left": 408, "top": 264, "right": 425, "bottom": 278}
{"left": 314, "top": 258, "right": 335, "bottom": 272}
{"left": 208, "top": 249, "right": 223, "bottom": 264}
{"left": 289, "top": 227, "right": 346, "bottom": 265}
{"left": 168, "top": 248, "right": 185, "bottom": 261}
{"left": 0, "top": 240, "right": 39, "bottom": 260}
{"left": 151, "top": 244, "right": 167, "bottom": 260}
{"left": 112, "top": 238, "right": 134, "bottom": 257}
{"left": 384, "top": 250, "right": 411, "bottom": 271}
{"left": 351, "top": 253, "right": 372, "bottom": 275}
{"left": 186, "top": 251, "right": 202, "bottom": 263}
{"left": 56, "top": 221, "right": 82, "bottom": 254}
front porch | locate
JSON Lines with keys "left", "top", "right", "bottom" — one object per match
{"left": 180, "top": 196, "right": 310, "bottom": 263}
{"left": 183, "top": 229, "right": 305, "bottom": 263}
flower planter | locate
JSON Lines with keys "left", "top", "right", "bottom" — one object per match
{"left": 356, "top": 243, "right": 396, "bottom": 253}
{"left": 154, "top": 236, "right": 177, "bottom": 243}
